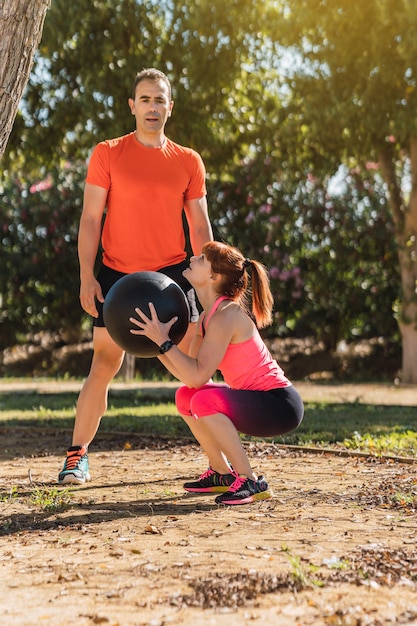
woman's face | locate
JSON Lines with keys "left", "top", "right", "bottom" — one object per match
{"left": 183, "top": 253, "right": 213, "bottom": 286}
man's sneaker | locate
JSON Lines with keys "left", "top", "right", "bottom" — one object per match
{"left": 183, "top": 467, "right": 236, "bottom": 493}
{"left": 58, "top": 446, "right": 91, "bottom": 485}
{"left": 215, "top": 475, "right": 272, "bottom": 505}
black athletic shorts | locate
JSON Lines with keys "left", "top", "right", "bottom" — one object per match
{"left": 93, "top": 260, "right": 199, "bottom": 327}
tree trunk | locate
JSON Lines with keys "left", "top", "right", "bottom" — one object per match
{"left": 380, "top": 137, "right": 417, "bottom": 384}
{"left": 0, "top": 0, "right": 51, "bottom": 159}
{"left": 117, "top": 353, "right": 136, "bottom": 381}
{"left": 399, "top": 320, "right": 417, "bottom": 384}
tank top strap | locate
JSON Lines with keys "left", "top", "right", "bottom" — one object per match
{"left": 200, "top": 296, "right": 231, "bottom": 335}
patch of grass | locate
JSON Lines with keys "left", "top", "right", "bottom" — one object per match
{"left": 342, "top": 429, "right": 417, "bottom": 457}
{"left": 281, "top": 544, "right": 323, "bottom": 588}
{"left": 29, "top": 486, "right": 73, "bottom": 511}
{"left": 0, "top": 486, "right": 19, "bottom": 502}
{"left": 392, "top": 491, "right": 417, "bottom": 507}
{"left": 0, "top": 391, "right": 190, "bottom": 437}
{"left": 0, "top": 389, "right": 416, "bottom": 456}
{"left": 278, "top": 402, "right": 417, "bottom": 457}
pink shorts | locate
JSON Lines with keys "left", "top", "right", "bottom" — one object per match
{"left": 175, "top": 382, "right": 303, "bottom": 437}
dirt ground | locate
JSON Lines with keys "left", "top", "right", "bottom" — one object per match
{"left": 0, "top": 382, "right": 417, "bottom": 626}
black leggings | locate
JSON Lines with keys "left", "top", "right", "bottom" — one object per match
{"left": 175, "top": 383, "right": 304, "bottom": 437}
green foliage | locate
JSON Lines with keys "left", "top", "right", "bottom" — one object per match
{"left": 5, "top": 0, "right": 282, "bottom": 175}
{"left": 275, "top": 0, "right": 417, "bottom": 160}
{"left": 268, "top": 0, "right": 417, "bottom": 380}
{"left": 0, "top": 162, "right": 87, "bottom": 346}
{"left": 0, "top": 0, "right": 409, "bottom": 353}
{"left": 211, "top": 153, "right": 400, "bottom": 346}
{"left": 0, "top": 153, "right": 400, "bottom": 348}
{"left": 296, "top": 170, "right": 400, "bottom": 345}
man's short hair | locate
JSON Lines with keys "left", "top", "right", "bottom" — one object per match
{"left": 132, "top": 68, "right": 172, "bottom": 100}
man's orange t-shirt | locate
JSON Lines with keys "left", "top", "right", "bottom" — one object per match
{"left": 85, "top": 132, "right": 207, "bottom": 273}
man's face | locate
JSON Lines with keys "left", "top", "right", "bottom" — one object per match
{"left": 128, "top": 79, "right": 173, "bottom": 135}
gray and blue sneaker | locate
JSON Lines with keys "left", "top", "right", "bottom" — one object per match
{"left": 58, "top": 446, "right": 91, "bottom": 485}
{"left": 215, "top": 475, "right": 272, "bottom": 505}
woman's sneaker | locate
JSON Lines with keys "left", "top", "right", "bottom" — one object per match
{"left": 183, "top": 467, "right": 236, "bottom": 493}
{"left": 58, "top": 446, "right": 91, "bottom": 485}
{"left": 215, "top": 475, "right": 272, "bottom": 505}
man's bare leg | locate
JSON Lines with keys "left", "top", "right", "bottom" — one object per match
{"left": 58, "top": 327, "right": 124, "bottom": 484}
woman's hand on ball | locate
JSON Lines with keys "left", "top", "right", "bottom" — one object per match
{"left": 129, "top": 302, "right": 177, "bottom": 346}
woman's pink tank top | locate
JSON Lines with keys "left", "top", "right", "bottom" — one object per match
{"left": 200, "top": 296, "right": 291, "bottom": 391}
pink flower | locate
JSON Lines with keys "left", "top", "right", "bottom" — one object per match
{"left": 259, "top": 203, "right": 272, "bottom": 214}
{"left": 29, "top": 175, "right": 53, "bottom": 194}
{"left": 279, "top": 270, "right": 291, "bottom": 281}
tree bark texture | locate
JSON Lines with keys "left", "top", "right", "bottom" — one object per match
{"left": 0, "top": 0, "right": 51, "bottom": 159}
{"left": 380, "top": 137, "right": 417, "bottom": 384}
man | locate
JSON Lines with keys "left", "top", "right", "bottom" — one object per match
{"left": 58, "top": 68, "right": 213, "bottom": 484}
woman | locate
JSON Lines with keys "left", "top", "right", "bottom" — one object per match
{"left": 130, "top": 241, "right": 304, "bottom": 505}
